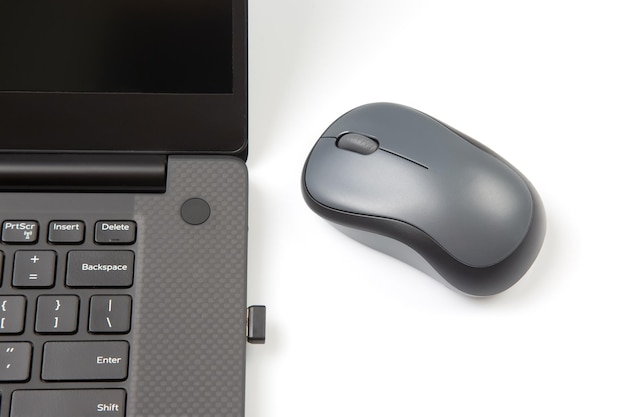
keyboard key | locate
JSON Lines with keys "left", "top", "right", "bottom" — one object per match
{"left": 12, "top": 251, "right": 57, "bottom": 288}
{"left": 36, "top": 295, "right": 80, "bottom": 334}
{"left": 0, "top": 342, "right": 32, "bottom": 381}
{"left": 0, "top": 296, "right": 26, "bottom": 334}
{"left": 95, "top": 221, "right": 137, "bottom": 244}
{"left": 89, "top": 295, "right": 132, "bottom": 334}
{"left": 66, "top": 251, "right": 134, "bottom": 288}
{"left": 0, "top": 251, "right": 4, "bottom": 285}
{"left": 11, "top": 389, "right": 126, "bottom": 417}
{"left": 42, "top": 341, "right": 129, "bottom": 381}
{"left": 1, "top": 221, "right": 38, "bottom": 244}
{"left": 48, "top": 220, "right": 86, "bottom": 244}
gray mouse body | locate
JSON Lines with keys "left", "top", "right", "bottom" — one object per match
{"left": 302, "top": 103, "right": 546, "bottom": 296}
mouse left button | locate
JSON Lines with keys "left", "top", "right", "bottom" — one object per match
{"left": 336, "top": 133, "right": 379, "bottom": 155}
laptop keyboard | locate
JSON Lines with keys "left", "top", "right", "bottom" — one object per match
{"left": 0, "top": 220, "right": 135, "bottom": 416}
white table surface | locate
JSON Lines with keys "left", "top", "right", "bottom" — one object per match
{"left": 245, "top": 1, "right": 626, "bottom": 415}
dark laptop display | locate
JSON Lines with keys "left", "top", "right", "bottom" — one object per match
{"left": 0, "top": 1, "right": 250, "bottom": 416}
{"left": 0, "top": 1, "right": 233, "bottom": 94}
{"left": 0, "top": 0, "right": 247, "bottom": 155}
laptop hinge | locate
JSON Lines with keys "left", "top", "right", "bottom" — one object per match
{"left": 0, "top": 154, "right": 166, "bottom": 193}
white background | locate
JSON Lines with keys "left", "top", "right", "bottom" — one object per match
{"left": 245, "top": 1, "right": 626, "bottom": 416}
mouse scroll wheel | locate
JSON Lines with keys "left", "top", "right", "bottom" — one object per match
{"left": 336, "top": 133, "right": 379, "bottom": 155}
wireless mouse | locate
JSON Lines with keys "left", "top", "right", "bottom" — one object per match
{"left": 301, "top": 103, "right": 546, "bottom": 296}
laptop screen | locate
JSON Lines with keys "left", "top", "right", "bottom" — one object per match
{"left": 0, "top": 0, "right": 247, "bottom": 156}
{"left": 0, "top": 0, "right": 232, "bottom": 94}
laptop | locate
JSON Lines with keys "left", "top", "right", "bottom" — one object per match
{"left": 0, "top": 1, "right": 258, "bottom": 416}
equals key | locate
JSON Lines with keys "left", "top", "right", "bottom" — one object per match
{"left": 13, "top": 251, "right": 57, "bottom": 288}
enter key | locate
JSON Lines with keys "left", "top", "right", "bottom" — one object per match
{"left": 41, "top": 341, "right": 129, "bottom": 381}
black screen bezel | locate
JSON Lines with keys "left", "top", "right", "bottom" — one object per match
{"left": 0, "top": 0, "right": 247, "bottom": 157}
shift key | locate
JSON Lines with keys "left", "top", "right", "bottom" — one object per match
{"left": 42, "top": 341, "right": 129, "bottom": 381}
{"left": 11, "top": 389, "right": 126, "bottom": 417}
{"left": 67, "top": 251, "right": 134, "bottom": 287}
